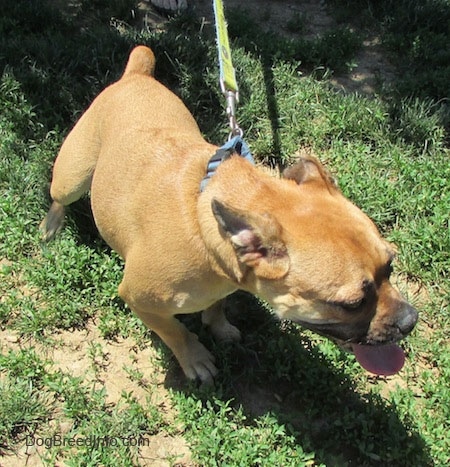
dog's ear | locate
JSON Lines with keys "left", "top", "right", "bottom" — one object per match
{"left": 211, "top": 199, "right": 289, "bottom": 279}
{"left": 283, "top": 156, "right": 337, "bottom": 190}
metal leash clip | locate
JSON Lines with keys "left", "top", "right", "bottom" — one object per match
{"left": 223, "top": 89, "right": 243, "bottom": 138}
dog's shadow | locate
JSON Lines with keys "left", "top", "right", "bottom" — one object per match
{"left": 161, "top": 292, "right": 430, "bottom": 466}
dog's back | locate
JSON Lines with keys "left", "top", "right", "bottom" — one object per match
{"left": 41, "top": 45, "right": 203, "bottom": 241}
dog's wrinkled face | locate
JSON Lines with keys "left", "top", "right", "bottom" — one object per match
{"left": 212, "top": 156, "right": 418, "bottom": 375}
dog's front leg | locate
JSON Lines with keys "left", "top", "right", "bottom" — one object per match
{"left": 132, "top": 308, "right": 218, "bottom": 384}
{"left": 202, "top": 300, "right": 241, "bottom": 342}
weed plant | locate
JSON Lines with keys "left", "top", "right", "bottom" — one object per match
{"left": 0, "top": 0, "right": 449, "bottom": 465}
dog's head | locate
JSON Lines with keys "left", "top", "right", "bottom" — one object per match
{"left": 212, "top": 154, "right": 417, "bottom": 375}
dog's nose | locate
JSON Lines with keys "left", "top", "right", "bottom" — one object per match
{"left": 397, "top": 303, "right": 418, "bottom": 335}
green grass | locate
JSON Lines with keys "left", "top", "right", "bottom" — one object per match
{"left": 329, "top": 0, "right": 450, "bottom": 105}
{"left": 1, "top": 0, "right": 449, "bottom": 465}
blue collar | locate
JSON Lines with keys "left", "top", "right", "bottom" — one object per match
{"left": 200, "top": 136, "right": 254, "bottom": 191}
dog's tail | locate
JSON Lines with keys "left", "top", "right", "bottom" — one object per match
{"left": 122, "top": 45, "right": 156, "bottom": 78}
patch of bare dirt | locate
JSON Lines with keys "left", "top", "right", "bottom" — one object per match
{"left": 0, "top": 323, "right": 193, "bottom": 466}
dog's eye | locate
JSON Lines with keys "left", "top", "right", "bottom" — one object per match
{"left": 340, "top": 298, "right": 364, "bottom": 310}
{"left": 330, "top": 297, "right": 364, "bottom": 310}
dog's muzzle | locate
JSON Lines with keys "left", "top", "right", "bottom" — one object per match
{"left": 295, "top": 302, "right": 418, "bottom": 376}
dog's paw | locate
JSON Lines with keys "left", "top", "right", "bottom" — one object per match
{"left": 179, "top": 339, "right": 218, "bottom": 385}
{"left": 210, "top": 321, "right": 242, "bottom": 343}
{"left": 201, "top": 304, "right": 242, "bottom": 343}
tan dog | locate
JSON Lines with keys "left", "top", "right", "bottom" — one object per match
{"left": 41, "top": 46, "right": 417, "bottom": 384}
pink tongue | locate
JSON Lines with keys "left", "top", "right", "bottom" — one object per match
{"left": 352, "top": 343, "right": 405, "bottom": 376}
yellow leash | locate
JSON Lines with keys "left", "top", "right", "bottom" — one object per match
{"left": 213, "top": 0, "right": 242, "bottom": 137}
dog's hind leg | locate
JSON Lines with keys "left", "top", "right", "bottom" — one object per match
{"left": 39, "top": 201, "right": 66, "bottom": 242}
{"left": 40, "top": 103, "right": 101, "bottom": 241}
